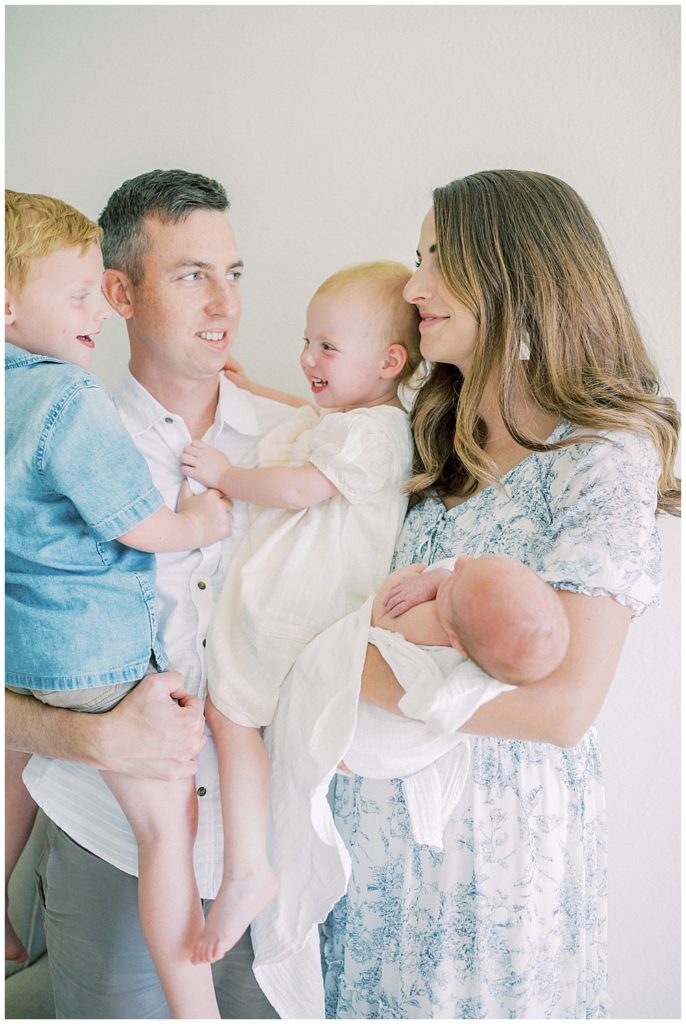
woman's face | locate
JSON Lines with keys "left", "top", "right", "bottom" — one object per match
{"left": 403, "top": 210, "right": 478, "bottom": 373}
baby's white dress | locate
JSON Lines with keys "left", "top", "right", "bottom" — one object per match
{"left": 206, "top": 402, "right": 413, "bottom": 726}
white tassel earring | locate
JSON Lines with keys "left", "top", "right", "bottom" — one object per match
{"left": 519, "top": 330, "right": 531, "bottom": 360}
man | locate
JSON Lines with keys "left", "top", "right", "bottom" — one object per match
{"left": 5, "top": 169, "right": 292, "bottom": 1018}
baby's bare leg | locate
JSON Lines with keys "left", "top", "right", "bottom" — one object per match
{"left": 5, "top": 750, "right": 36, "bottom": 963}
{"left": 192, "top": 699, "right": 278, "bottom": 965}
{"left": 103, "top": 772, "right": 219, "bottom": 1019}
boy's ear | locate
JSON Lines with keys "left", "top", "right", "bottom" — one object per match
{"left": 102, "top": 268, "right": 135, "bottom": 320}
{"left": 5, "top": 290, "right": 16, "bottom": 327}
{"left": 379, "top": 343, "right": 408, "bottom": 380}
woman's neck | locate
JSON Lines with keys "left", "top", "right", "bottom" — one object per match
{"left": 478, "top": 373, "right": 559, "bottom": 471}
{"left": 441, "top": 374, "right": 559, "bottom": 509}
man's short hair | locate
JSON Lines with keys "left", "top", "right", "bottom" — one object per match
{"left": 98, "top": 169, "right": 229, "bottom": 284}
{"left": 5, "top": 189, "right": 102, "bottom": 294}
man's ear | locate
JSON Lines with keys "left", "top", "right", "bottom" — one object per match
{"left": 102, "top": 268, "right": 135, "bottom": 320}
{"left": 379, "top": 342, "right": 408, "bottom": 380}
{"left": 5, "top": 290, "right": 17, "bottom": 327}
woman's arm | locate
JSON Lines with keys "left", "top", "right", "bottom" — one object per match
{"left": 5, "top": 672, "right": 207, "bottom": 780}
{"left": 361, "top": 590, "right": 631, "bottom": 747}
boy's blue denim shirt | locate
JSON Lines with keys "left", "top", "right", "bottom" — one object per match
{"left": 5, "top": 342, "right": 169, "bottom": 689}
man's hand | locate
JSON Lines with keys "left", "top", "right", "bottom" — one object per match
{"left": 96, "top": 671, "right": 207, "bottom": 780}
{"left": 181, "top": 440, "right": 233, "bottom": 492}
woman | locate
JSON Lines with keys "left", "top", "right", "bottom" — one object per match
{"left": 322, "top": 170, "right": 680, "bottom": 1018}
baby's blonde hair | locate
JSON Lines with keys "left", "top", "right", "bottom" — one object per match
{"left": 5, "top": 189, "right": 102, "bottom": 294}
{"left": 313, "top": 261, "right": 422, "bottom": 384}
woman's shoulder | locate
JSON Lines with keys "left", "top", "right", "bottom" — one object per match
{"left": 549, "top": 420, "right": 660, "bottom": 487}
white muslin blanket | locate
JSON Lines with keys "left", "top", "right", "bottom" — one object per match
{"left": 252, "top": 597, "right": 513, "bottom": 1018}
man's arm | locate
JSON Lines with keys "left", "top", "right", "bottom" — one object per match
{"left": 6, "top": 672, "right": 207, "bottom": 780}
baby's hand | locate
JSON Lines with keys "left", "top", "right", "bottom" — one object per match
{"left": 223, "top": 355, "right": 250, "bottom": 391}
{"left": 181, "top": 441, "right": 232, "bottom": 491}
{"left": 382, "top": 564, "right": 442, "bottom": 617}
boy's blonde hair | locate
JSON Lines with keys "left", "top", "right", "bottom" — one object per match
{"left": 5, "top": 189, "right": 102, "bottom": 294}
{"left": 313, "top": 261, "right": 422, "bottom": 384}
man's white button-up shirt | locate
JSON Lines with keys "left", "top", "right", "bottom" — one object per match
{"left": 23, "top": 370, "right": 292, "bottom": 896}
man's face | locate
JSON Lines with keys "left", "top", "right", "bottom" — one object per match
{"left": 127, "top": 209, "right": 243, "bottom": 384}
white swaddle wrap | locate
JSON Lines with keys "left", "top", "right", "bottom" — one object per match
{"left": 253, "top": 597, "right": 513, "bottom": 1018}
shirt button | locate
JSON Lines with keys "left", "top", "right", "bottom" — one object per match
{"left": 202, "top": 638, "right": 207, "bottom": 647}
{"left": 197, "top": 581, "right": 207, "bottom": 590}
{"left": 197, "top": 786, "right": 207, "bottom": 797}
{"left": 164, "top": 416, "right": 174, "bottom": 424}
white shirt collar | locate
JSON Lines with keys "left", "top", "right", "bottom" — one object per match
{"left": 113, "top": 369, "right": 262, "bottom": 439}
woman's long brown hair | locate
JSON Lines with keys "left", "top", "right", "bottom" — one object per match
{"left": 408, "top": 170, "right": 680, "bottom": 515}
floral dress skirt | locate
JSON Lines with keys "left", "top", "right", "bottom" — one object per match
{"left": 322, "top": 423, "right": 661, "bottom": 1018}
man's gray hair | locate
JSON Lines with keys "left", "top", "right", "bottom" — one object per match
{"left": 99, "top": 169, "right": 229, "bottom": 283}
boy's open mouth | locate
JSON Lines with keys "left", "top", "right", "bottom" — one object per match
{"left": 77, "top": 335, "right": 95, "bottom": 349}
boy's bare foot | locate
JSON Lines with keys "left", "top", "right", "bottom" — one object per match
{"left": 6, "top": 914, "right": 28, "bottom": 963}
{"left": 192, "top": 868, "right": 279, "bottom": 964}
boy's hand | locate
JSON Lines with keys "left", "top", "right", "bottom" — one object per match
{"left": 382, "top": 564, "right": 443, "bottom": 617}
{"left": 176, "top": 480, "right": 233, "bottom": 547}
{"left": 181, "top": 440, "right": 232, "bottom": 491}
{"left": 223, "top": 355, "right": 251, "bottom": 391}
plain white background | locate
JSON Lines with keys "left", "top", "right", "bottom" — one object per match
{"left": 6, "top": 5, "right": 680, "bottom": 1018}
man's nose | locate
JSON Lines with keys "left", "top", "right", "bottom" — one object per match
{"left": 207, "top": 280, "right": 239, "bottom": 317}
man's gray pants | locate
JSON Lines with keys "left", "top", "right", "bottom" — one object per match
{"left": 36, "top": 819, "right": 279, "bottom": 1019}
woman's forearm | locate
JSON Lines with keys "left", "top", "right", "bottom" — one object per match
{"left": 361, "top": 591, "right": 632, "bottom": 747}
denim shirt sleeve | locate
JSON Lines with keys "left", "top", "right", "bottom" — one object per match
{"left": 36, "top": 377, "right": 163, "bottom": 541}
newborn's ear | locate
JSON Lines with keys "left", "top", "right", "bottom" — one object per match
{"left": 447, "top": 632, "right": 467, "bottom": 657}
{"left": 380, "top": 343, "right": 408, "bottom": 379}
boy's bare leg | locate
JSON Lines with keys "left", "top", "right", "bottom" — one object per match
{"left": 103, "top": 771, "right": 220, "bottom": 1019}
{"left": 5, "top": 750, "right": 37, "bottom": 962}
{"left": 192, "top": 700, "right": 278, "bottom": 965}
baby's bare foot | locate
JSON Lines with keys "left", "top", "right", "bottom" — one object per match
{"left": 192, "top": 869, "right": 279, "bottom": 964}
{"left": 6, "top": 914, "right": 28, "bottom": 963}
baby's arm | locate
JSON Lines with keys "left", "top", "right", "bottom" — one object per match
{"left": 118, "top": 481, "right": 233, "bottom": 553}
{"left": 382, "top": 564, "right": 453, "bottom": 617}
{"left": 181, "top": 440, "right": 338, "bottom": 510}
{"left": 223, "top": 356, "right": 313, "bottom": 410}
{"left": 373, "top": 565, "right": 454, "bottom": 647}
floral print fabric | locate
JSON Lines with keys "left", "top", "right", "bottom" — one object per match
{"left": 322, "top": 423, "right": 661, "bottom": 1018}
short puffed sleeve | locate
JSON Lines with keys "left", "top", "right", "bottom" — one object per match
{"left": 38, "top": 378, "right": 163, "bottom": 541}
{"left": 307, "top": 408, "right": 412, "bottom": 505}
{"left": 539, "top": 429, "right": 662, "bottom": 617}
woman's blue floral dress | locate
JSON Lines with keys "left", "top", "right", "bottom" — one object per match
{"left": 322, "top": 422, "right": 662, "bottom": 1019}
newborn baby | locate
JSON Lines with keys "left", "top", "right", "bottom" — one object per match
{"left": 374, "top": 552, "right": 570, "bottom": 684}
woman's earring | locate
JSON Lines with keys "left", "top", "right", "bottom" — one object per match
{"left": 519, "top": 330, "right": 531, "bottom": 360}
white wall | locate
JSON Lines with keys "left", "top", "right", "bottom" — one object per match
{"left": 6, "top": 6, "right": 680, "bottom": 1018}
